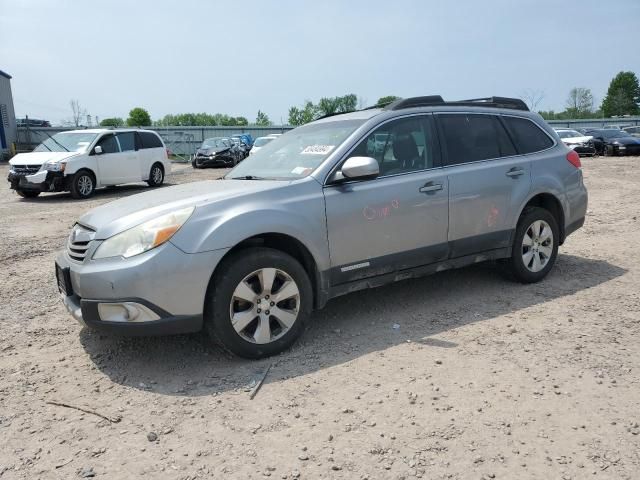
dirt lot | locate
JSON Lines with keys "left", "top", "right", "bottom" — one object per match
{"left": 1, "top": 157, "right": 639, "bottom": 480}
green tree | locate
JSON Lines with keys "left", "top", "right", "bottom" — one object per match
{"left": 376, "top": 95, "right": 401, "bottom": 106}
{"left": 127, "top": 107, "right": 151, "bottom": 126}
{"left": 255, "top": 110, "right": 271, "bottom": 126}
{"left": 100, "top": 117, "right": 124, "bottom": 127}
{"left": 288, "top": 101, "right": 318, "bottom": 126}
{"left": 565, "top": 87, "right": 594, "bottom": 119}
{"left": 601, "top": 71, "right": 640, "bottom": 117}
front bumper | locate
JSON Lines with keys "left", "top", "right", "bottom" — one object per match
{"left": 8, "top": 170, "right": 66, "bottom": 192}
{"left": 193, "top": 155, "right": 234, "bottom": 167}
{"left": 56, "top": 241, "right": 230, "bottom": 335}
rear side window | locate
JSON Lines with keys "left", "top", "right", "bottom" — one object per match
{"left": 502, "top": 116, "right": 554, "bottom": 154}
{"left": 95, "top": 134, "right": 119, "bottom": 154}
{"left": 140, "top": 131, "right": 163, "bottom": 149}
{"left": 116, "top": 132, "right": 136, "bottom": 152}
{"left": 438, "top": 114, "right": 514, "bottom": 165}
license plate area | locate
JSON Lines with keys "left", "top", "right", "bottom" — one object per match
{"left": 55, "top": 263, "right": 73, "bottom": 296}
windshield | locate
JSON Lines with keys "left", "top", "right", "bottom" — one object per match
{"left": 34, "top": 132, "right": 98, "bottom": 153}
{"left": 201, "top": 138, "right": 230, "bottom": 149}
{"left": 557, "top": 130, "right": 582, "bottom": 139}
{"left": 228, "top": 119, "right": 365, "bottom": 180}
{"left": 253, "top": 137, "right": 274, "bottom": 147}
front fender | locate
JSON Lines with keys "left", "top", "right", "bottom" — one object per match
{"left": 170, "top": 180, "right": 330, "bottom": 272}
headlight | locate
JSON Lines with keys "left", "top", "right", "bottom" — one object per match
{"left": 41, "top": 161, "right": 66, "bottom": 172}
{"left": 93, "top": 206, "right": 195, "bottom": 259}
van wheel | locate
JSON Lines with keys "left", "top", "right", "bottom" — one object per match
{"left": 17, "top": 190, "right": 41, "bottom": 198}
{"left": 70, "top": 170, "right": 95, "bottom": 199}
{"left": 204, "top": 247, "right": 312, "bottom": 359}
{"left": 505, "top": 207, "right": 559, "bottom": 283}
{"left": 147, "top": 163, "right": 164, "bottom": 187}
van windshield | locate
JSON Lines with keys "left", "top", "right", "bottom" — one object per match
{"left": 228, "top": 119, "right": 364, "bottom": 180}
{"left": 34, "top": 132, "right": 99, "bottom": 153}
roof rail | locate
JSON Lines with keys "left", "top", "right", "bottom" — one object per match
{"left": 457, "top": 96, "right": 529, "bottom": 111}
{"left": 385, "top": 95, "right": 529, "bottom": 112}
{"left": 385, "top": 96, "right": 444, "bottom": 110}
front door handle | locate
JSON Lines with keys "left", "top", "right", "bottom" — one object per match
{"left": 419, "top": 182, "right": 443, "bottom": 193}
{"left": 506, "top": 168, "right": 525, "bottom": 178}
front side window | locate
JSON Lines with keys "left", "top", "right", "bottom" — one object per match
{"left": 347, "top": 116, "right": 434, "bottom": 176}
{"left": 116, "top": 132, "right": 136, "bottom": 152}
{"left": 502, "top": 116, "right": 554, "bottom": 154}
{"left": 96, "top": 134, "right": 119, "bottom": 154}
{"left": 228, "top": 119, "right": 364, "bottom": 180}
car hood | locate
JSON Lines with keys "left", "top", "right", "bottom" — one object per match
{"left": 9, "top": 151, "right": 81, "bottom": 165}
{"left": 560, "top": 135, "right": 592, "bottom": 144}
{"left": 197, "top": 147, "right": 230, "bottom": 155}
{"left": 79, "top": 179, "right": 286, "bottom": 240}
{"left": 611, "top": 136, "right": 640, "bottom": 145}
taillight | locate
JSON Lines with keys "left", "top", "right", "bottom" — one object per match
{"left": 566, "top": 150, "right": 581, "bottom": 168}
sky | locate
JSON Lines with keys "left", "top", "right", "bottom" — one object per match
{"left": 1, "top": 0, "right": 639, "bottom": 126}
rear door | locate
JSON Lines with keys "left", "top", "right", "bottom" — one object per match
{"left": 436, "top": 113, "right": 532, "bottom": 257}
{"left": 323, "top": 114, "right": 449, "bottom": 285}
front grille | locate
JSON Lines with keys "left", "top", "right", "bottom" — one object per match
{"left": 66, "top": 224, "right": 96, "bottom": 262}
{"left": 11, "top": 165, "right": 41, "bottom": 175}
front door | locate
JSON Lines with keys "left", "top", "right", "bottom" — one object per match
{"left": 323, "top": 115, "right": 449, "bottom": 285}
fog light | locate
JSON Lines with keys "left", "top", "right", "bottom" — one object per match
{"left": 97, "top": 302, "right": 161, "bottom": 322}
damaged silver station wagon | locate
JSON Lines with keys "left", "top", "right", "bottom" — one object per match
{"left": 55, "top": 96, "right": 588, "bottom": 358}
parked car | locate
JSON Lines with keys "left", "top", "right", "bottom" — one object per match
{"left": 192, "top": 137, "right": 243, "bottom": 168}
{"left": 583, "top": 128, "right": 640, "bottom": 156}
{"left": 16, "top": 118, "right": 51, "bottom": 127}
{"left": 554, "top": 129, "right": 596, "bottom": 156}
{"left": 8, "top": 129, "right": 169, "bottom": 199}
{"left": 622, "top": 126, "right": 640, "bottom": 138}
{"left": 231, "top": 133, "right": 254, "bottom": 147}
{"left": 230, "top": 137, "right": 251, "bottom": 159}
{"left": 55, "top": 95, "right": 587, "bottom": 358}
{"left": 249, "top": 136, "right": 276, "bottom": 155}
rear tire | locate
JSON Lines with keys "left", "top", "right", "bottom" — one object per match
{"left": 69, "top": 170, "right": 95, "bottom": 199}
{"left": 17, "top": 190, "right": 40, "bottom": 198}
{"left": 147, "top": 163, "right": 164, "bottom": 187}
{"left": 204, "top": 247, "right": 312, "bottom": 359}
{"left": 505, "top": 207, "right": 559, "bottom": 283}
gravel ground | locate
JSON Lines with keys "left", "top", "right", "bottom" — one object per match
{"left": 1, "top": 157, "right": 639, "bottom": 480}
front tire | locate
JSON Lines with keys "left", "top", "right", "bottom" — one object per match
{"left": 204, "top": 247, "right": 312, "bottom": 359}
{"left": 505, "top": 207, "right": 559, "bottom": 283}
{"left": 17, "top": 190, "right": 41, "bottom": 198}
{"left": 69, "top": 170, "right": 95, "bottom": 199}
{"left": 147, "top": 163, "right": 164, "bottom": 187}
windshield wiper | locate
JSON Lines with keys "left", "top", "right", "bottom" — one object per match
{"left": 42, "top": 131, "right": 69, "bottom": 152}
{"left": 228, "top": 175, "right": 270, "bottom": 180}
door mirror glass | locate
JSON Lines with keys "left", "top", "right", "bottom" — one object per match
{"left": 94, "top": 145, "right": 103, "bottom": 155}
{"left": 341, "top": 156, "right": 379, "bottom": 180}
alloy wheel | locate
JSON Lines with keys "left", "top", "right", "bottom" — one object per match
{"left": 229, "top": 268, "right": 300, "bottom": 344}
{"left": 522, "top": 220, "right": 553, "bottom": 272}
{"left": 78, "top": 175, "right": 93, "bottom": 197}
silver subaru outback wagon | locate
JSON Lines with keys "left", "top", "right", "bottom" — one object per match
{"left": 55, "top": 96, "right": 588, "bottom": 358}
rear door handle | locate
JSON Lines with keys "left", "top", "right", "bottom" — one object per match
{"left": 506, "top": 168, "right": 525, "bottom": 178}
{"left": 419, "top": 182, "right": 443, "bottom": 193}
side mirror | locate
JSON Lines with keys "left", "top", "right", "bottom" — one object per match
{"left": 339, "top": 156, "right": 379, "bottom": 181}
{"left": 94, "top": 145, "right": 103, "bottom": 155}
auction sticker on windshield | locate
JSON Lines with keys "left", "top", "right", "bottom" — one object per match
{"left": 301, "top": 145, "right": 334, "bottom": 155}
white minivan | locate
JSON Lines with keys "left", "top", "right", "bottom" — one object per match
{"left": 8, "top": 129, "right": 170, "bottom": 199}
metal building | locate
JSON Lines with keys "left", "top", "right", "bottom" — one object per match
{"left": 0, "top": 70, "right": 17, "bottom": 160}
